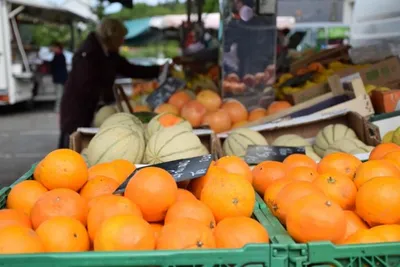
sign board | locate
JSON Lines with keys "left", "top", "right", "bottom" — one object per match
{"left": 146, "top": 77, "right": 186, "bottom": 109}
{"left": 244, "top": 145, "right": 306, "bottom": 165}
{"left": 115, "top": 154, "right": 213, "bottom": 194}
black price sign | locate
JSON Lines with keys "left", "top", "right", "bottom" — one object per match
{"left": 146, "top": 77, "right": 186, "bottom": 109}
{"left": 114, "top": 154, "right": 213, "bottom": 194}
{"left": 245, "top": 145, "right": 306, "bottom": 165}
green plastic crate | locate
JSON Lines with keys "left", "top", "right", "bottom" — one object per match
{"left": 256, "top": 193, "right": 400, "bottom": 267}
{"left": 0, "top": 164, "right": 289, "bottom": 267}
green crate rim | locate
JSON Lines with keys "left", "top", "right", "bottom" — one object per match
{"left": 258, "top": 193, "right": 400, "bottom": 266}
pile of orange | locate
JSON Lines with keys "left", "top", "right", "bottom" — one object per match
{"left": 257, "top": 142, "right": 400, "bottom": 244}
{"left": 0, "top": 149, "right": 269, "bottom": 254}
{"left": 155, "top": 90, "right": 292, "bottom": 133}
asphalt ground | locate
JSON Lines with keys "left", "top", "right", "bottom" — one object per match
{"left": 0, "top": 102, "right": 58, "bottom": 187}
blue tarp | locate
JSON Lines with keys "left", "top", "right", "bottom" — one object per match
{"left": 124, "top": 17, "right": 152, "bottom": 40}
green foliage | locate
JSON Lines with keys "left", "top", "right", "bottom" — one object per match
{"left": 31, "top": 1, "right": 218, "bottom": 48}
{"left": 109, "top": 3, "right": 186, "bottom": 20}
{"left": 110, "top": 0, "right": 218, "bottom": 20}
{"left": 120, "top": 41, "right": 180, "bottom": 59}
{"left": 32, "top": 24, "right": 90, "bottom": 49}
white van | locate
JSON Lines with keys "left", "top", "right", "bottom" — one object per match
{"left": 0, "top": 0, "right": 92, "bottom": 106}
{"left": 350, "top": 0, "right": 400, "bottom": 48}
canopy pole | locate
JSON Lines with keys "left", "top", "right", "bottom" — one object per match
{"left": 186, "top": 0, "right": 191, "bottom": 23}
{"left": 10, "top": 17, "right": 30, "bottom": 72}
{"left": 8, "top": 5, "right": 25, "bottom": 18}
{"left": 70, "top": 21, "right": 75, "bottom": 51}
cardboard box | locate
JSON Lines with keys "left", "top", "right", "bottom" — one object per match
{"left": 243, "top": 75, "right": 374, "bottom": 127}
{"left": 371, "top": 90, "right": 400, "bottom": 113}
{"left": 69, "top": 128, "right": 223, "bottom": 161}
{"left": 290, "top": 45, "right": 350, "bottom": 73}
{"left": 286, "top": 57, "right": 400, "bottom": 105}
{"left": 284, "top": 82, "right": 330, "bottom": 105}
{"left": 370, "top": 111, "right": 400, "bottom": 137}
{"left": 218, "top": 111, "right": 381, "bottom": 161}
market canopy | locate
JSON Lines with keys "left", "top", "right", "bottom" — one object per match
{"left": 7, "top": 0, "right": 95, "bottom": 24}
{"left": 124, "top": 14, "right": 296, "bottom": 41}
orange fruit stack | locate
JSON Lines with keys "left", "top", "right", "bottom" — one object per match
{"left": 257, "top": 143, "right": 400, "bottom": 244}
{"left": 4, "top": 142, "right": 400, "bottom": 254}
{"left": 157, "top": 90, "right": 292, "bottom": 133}
{"left": 0, "top": 149, "right": 268, "bottom": 254}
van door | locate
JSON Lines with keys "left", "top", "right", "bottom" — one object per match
{"left": 0, "top": 0, "right": 9, "bottom": 95}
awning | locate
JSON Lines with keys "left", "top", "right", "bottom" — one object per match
{"left": 124, "top": 17, "right": 153, "bottom": 40}
{"left": 7, "top": 0, "right": 95, "bottom": 24}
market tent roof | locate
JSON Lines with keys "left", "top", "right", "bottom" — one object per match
{"left": 7, "top": 0, "right": 95, "bottom": 23}
{"left": 124, "top": 14, "right": 297, "bottom": 41}
{"left": 124, "top": 17, "right": 153, "bottom": 39}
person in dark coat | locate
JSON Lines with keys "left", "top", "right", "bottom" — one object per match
{"left": 58, "top": 18, "right": 161, "bottom": 149}
{"left": 50, "top": 41, "right": 68, "bottom": 113}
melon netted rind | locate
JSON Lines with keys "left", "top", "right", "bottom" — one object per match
{"left": 314, "top": 124, "right": 358, "bottom": 157}
{"left": 87, "top": 124, "right": 145, "bottom": 166}
{"left": 144, "top": 125, "right": 205, "bottom": 164}
{"left": 80, "top": 148, "right": 90, "bottom": 167}
{"left": 146, "top": 112, "right": 193, "bottom": 140}
{"left": 223, "top": 128, "right": 268, "bottom": 158}
{"left": 93, "top": 105, "right": 117, "bottom": 128}
{"left": 100, "top": 112, "right": 144, "bottom": 131}
{"left": 272, "top": 134, "right": 311, "bottom": 147}
{"left": 349, "top": 146, "right": 374, "bottom": 155}
{"left": 200, "top": 145, "right": 210, "bottom": 154}
{"left": 305, "top": 146, "right": 321, "bottom": 162}
{"left": 323, "top": 138, "right": 369, "bottom": 156}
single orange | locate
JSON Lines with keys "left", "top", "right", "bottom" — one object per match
{"left": 196, "top": 89, "right": 222, "bottom": 112}
{"left": 286, "top": 166, "right": 318, "bottom": 182}
{"left": 6, "top": 180, "right": 48, "bottom": 216}
{"left": 0, "top": 209, "right": 32, "bottom": 230}
{"left": 354, "top": 160, "right": 400, "bottom": 189}
{"left": 155, "top": 103, "right": 179, "bottom": 115}
{"left": 252, "top": 161, "right": 287, "bottom": 195}
{"left": 216, "top": 156, "right": 253, "bottom": 183}
{"left": 283, "top": 154, "right": 317, "bottom": 171}
{"left": 317, "top": 152, "right": 362, "bottom": 178}
{"left": 369, "top": 143, "right": 400, "bottom": 160}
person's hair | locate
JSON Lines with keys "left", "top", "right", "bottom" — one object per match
{"left": 52, "top": 41, "right": 63, "bottom": 50}
{"left": 96, "top": 18, "right": 128, "bottom": 52}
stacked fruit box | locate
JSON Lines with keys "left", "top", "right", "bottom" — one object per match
{"left": 0, "top": 163, "right": 289, "bottom": 267}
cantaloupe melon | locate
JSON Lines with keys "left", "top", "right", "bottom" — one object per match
{"left": 272, "top": 134, "right": 319, "bottom": 161}
{"left": 80, "top": 148, "right": 90, "bottom": 167}
{"left": 146, "top": 112, "right": 192, "bottom": 140}
{"left": 305, "top": 146, "right": 321, "bottom": 162}
{"left": 200, "top": 145, "right": 210, "bottom": 154}
{"left": 100, "top": 112, "right": 143, "bottom": 131}
{"left": 144, "top": 125, "right": 207, "bottom": 164}
{"left": 324, "top": 138, "right": 370, "bottom": 156}
{"left": 313, "top": 124, "right": 358, "bottom": 157}
{"left": 223, "top": 128, "right": 268, "bottom": 157}
{"left": 272, "top": 134, "right": 311, "bottom": 147}
{"left": 349, "top": 146, "right": 374, "bottom": 155}
{"left": 87, "top": 125, "right": 145, "bottom": 165}
{"left": 93, "top": 105, "right": 117, "bottom": 127}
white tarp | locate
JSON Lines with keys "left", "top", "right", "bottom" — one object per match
{"left": 7, "top": 0, "right": 95, "bottom": 22}
{"left": 147, "top": 13, "right": 295, "bottom": 30}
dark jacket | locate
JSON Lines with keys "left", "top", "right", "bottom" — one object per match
{"left": 51, "top": 53, "right": 68, "bottom": 84}
{"left": 60, "top": 32, "right": 160, "bottom": 134}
